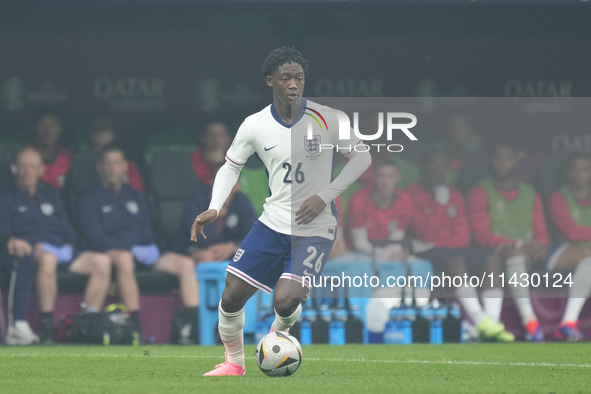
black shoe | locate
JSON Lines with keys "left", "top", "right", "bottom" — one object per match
{"left": 40, "top": 326, "right": 55, "bottom": 344}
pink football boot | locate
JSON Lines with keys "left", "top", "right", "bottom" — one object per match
{"left": 204, "top": 353, "right": 245, "bottom": 376}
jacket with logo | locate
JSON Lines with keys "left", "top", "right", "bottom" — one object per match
{"left": 78, "top": 183, "right": 156, "bottom": 252}
{"left": 0, "top": 183, "right": 76, "bottom": 247}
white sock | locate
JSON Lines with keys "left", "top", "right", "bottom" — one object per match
{"left": 365, "top": 298, "right": 391, "bottom": 333}
{"left": 271, "top": 304, "right": 302, "bottom": 333}
{"left": 506, "top": 254, "right": 536, "bottom": 325}
{"left": 218, "top": 302, "right": 245, "bottom": 367}
{"left": 365, "top": 287, "right": 402, "bottom": 333}
{"left": 481, "top": 288, "right": 504, "bottom": 323}
{"left": 456, "top": 286, "right": 486, "bottom": 325}
{"left": 562, "top": 256, "right": 591, "bottom": 324}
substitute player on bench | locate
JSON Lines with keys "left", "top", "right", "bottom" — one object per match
{"left": 547, "top": 153, "right": 591, "bottom": 341}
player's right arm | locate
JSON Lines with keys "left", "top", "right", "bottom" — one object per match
{"left": 0, "top": 192, "right": 32, "bottom": 258}
{"left": 191, "top": 120, "right": 255, "bottom": 242}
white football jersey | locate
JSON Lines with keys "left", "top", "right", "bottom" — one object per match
{"left": 225, "top": 98, "right": 362, "bottom": 240}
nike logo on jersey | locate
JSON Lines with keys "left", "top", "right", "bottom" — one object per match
{"left": 102, "top": 205, "right": 114, "bottom": 213}
{"left": 264, "top": 145, "right": 278, "bottom": 151}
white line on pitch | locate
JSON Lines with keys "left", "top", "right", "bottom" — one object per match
{"left": 2, "top": 353, "right": 591, "bottom": 368}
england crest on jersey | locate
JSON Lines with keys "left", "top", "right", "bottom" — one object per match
{"left": 233, "top": 248, "right": 244, "bottom": 262}
{"left": 304, "top": 135, "right": 321, "bottom": 154}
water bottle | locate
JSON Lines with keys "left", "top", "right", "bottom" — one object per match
{"left": 451, "top": 303, "right": 465, "bottom": 343}
{"left": 345, "top": 304, "right": 364, "bottom": 344}
{"left": 312, "top": 307, "right": 331, "bottom": 344}
{"left": 414, "top": 307, "right": 432, "bottom": 343}
{"left": 384, "top": 308, "right": 403, "bottom": 344}
{"left": 443, "top": 302, "right": 464, "bottom": 343}
{"left": 399, "top": 307, "right": 415, "bottom": 344}
{"left": 430, "top": 306, "right": 446, "bottom": 344}
{"left": 335, "top": 297, "right": 346, "bottom": 310}
{"left": 329, "top": 308, "right": 347, "bottom": 345}
{"left": 299, "top": 308, "right": 316, "bottom": 345}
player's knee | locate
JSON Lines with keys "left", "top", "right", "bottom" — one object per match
{"left": 583, "top": 248, "right": 591, "bottom": 260}
{"left": 37, "top": 252, "right": 57, "bottom": 273}
{"left": 113, "top": 256, "right": 135, "bottom": 277}
{"left": 177, "top": 256, "right": 196, "bottom": 276}
{"left": 273, "top": 296, "right": 300, "bottom": 317}
{"left": 220, "top": 287, "right": 248, "bottom": 313}
{"left": 575, "top": 246, "right": 591, "bottom": 261}
{"left": 93, "top": 254, "right": 112, "bottom": 277}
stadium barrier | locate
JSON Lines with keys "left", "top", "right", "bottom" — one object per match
{"left": 197, "top": 262, "right": 258, "bottom": 346}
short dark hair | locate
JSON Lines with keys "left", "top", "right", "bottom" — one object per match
{"left": 489, "top": 140, "right": 517, "bottom": 157}
{"left": 32, "top": 107, "right": 62, "bottom": 133}
{"left": 98, "top": 144, "right": 126, "bottom": 163}
{"left": 91, "top": 115, "right": 116, "bottom": 135}
{"left": 566, "top": 152, "right": 591, "bottom": 170}
{"left": 260, "top": 46, "right": 309, "bottom": 80}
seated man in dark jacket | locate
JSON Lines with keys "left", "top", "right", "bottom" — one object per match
{"left": 78, "top": 146, "right": 198, "bottom": 339}
{"left": 176, "top": 170, "right": 256, "bottom": 263}
{"left": 0, "top": 148, "right": 111, "bottom": 344}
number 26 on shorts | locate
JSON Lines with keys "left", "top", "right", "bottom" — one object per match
{"left": 303, "top": 246, "right": 324, "bottom": 276}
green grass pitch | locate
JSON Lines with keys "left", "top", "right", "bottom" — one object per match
{"left": 1, "top": 343, "right": 590, "bottom": 393}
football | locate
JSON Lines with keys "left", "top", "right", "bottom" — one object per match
{"left": 255, "top": 331, "right": 303, "bottom": 377}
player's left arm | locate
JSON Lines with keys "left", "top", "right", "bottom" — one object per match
{"left": 296, "top": 146, "right": 371, "bottom": 225}
{"left": 191, "top": 160, "right": 242, "bottom": 241}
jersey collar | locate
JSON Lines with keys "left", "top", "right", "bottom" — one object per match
{"left": 270, "top": 97, "right": 307, "bottom": 128}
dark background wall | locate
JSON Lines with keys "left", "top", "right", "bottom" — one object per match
{"left": 1, "top": 1, "right": 590, "bottom": 158}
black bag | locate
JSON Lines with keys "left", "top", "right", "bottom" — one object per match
{"left": 412, "top": 314, "right": 431, "bottom": 343}
{"left": 311, "top": 317, "right": 330, "bottom": 344}
{"left": 345, "top": 315, "right": 365, "bottom": 344}
{"left": 442, "top": 314, "right": 463, "bottom": 343}
{"left": 58, "top": 311, "right": 104, "bottom": 344}
{"left": 170, "top": 306, "right": 199, "bottom": 345}
{"left": 57, "top": 305, "right": 136, "bottom": 345}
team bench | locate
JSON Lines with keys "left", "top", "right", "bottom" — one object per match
{"left": 0, "top": 259, "right": 182, "bottom": 344}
